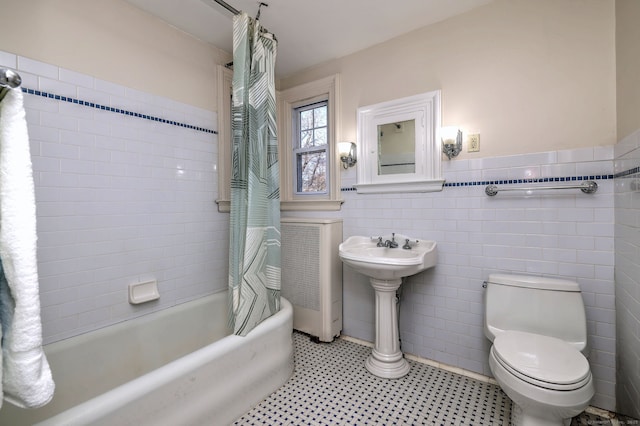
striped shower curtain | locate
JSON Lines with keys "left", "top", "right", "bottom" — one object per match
{"left": 228, "top": 12, "right": 280, "bottom": 336}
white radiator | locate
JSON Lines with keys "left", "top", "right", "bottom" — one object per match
{"left": 280, "top": 218, "right": 343, "bottom": 342}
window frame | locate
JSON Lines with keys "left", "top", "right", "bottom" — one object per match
{"left": 215, "top": 65, "right": 233, "bottom": 213}
{"left": 278, "top": 74, "right": 343, "bottom": 211}
{"left": 292, "top": 99, "right": 330, "bottom": 196}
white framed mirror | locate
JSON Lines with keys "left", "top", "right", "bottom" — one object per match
{"left": 354, "top": 90, "right": 444, "bottom": 193}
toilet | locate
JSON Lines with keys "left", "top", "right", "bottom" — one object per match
{"left": 483, "top": 274, "right": 595, "bottom": 426}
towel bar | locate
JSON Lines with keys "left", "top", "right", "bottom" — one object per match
{"left": 0, "top": 67, "right": 22, "bottom": 102}
{"left": 485, "top": 180, "right": 598, "bottom": 196}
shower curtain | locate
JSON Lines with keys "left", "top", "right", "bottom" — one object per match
{"left": 228, "top": 12, "right": 280, "bottom": 336}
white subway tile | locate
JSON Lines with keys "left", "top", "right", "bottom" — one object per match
{"left": 18, "top": 56, "right": 58, "bottom": 79}
{"left": 18, "top": 71, "right": 38, "bottom": 89}
{"left": 59, "top": 68, "right": 94, "bottom": 89}
{"left": 94, "top": 78, "right": 126, "bottom": 97}
{"left": 558, "top": 147, "right": 594, "bottom": 163}
{"left": 39, "top": 77, "right": 77, "bottom": 98}
{"left": 540, "top": 163, "right": 576, "bottom": 178}
{"left": 40, "top": 141, "right": 80, "bottom": 159}
{"left": 576, "top": 160, "right": 613, "bottom": 176}
{"left": 40, "top": 110, "right": 78, "bottom": 131}
{"left": 594, "top": 145, "right": 614, "bottom": 161}
{"left": 0, "top": 51, "right": 17, "bottom": 68}
{"left": 24, "top": 94, "right": 59, "bottom": 113}
{"left": 78, "top": 116, "right": 111, "bottom": 136}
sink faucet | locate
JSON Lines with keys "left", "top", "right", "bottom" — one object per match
{"left": 385, "top": 233, "right": 398, "bottom": 248}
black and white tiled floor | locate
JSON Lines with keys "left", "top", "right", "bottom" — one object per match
{"left": 233, "top": 332, "right": 620, "bottom": 425}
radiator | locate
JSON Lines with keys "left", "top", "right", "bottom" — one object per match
{"left": 280, "top": 218, "right": 343, "bottom": 342}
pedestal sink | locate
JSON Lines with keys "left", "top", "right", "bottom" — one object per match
{"left": 339, "top": 234, "right": 437, "bottom": 379}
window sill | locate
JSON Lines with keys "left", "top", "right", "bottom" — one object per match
{"left": 216, "top": 199, "right": 344, "bottom": 212}
{"left": 281, "top": 199, "right": 344, "bottom": 211}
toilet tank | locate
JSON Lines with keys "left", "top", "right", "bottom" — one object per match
{"left": 483, "top": 274, "right": 588, "bottom": 352}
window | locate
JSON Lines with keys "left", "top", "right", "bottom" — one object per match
{"left": 278, "top": 74, "right": 343, "bottom": 211}
{"left": 218, "top": 71, "right": 343, "bottom": 212}
{"left": 294, "top": 101, "right": 328, "bottom": 194}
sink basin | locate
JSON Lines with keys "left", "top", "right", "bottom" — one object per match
{"left": 338, "top": 234, "right": 437, "bottom": 379}
{"left": 339, "top": 235, "right": 437, "bottom": 280}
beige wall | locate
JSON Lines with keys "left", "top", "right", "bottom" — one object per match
{"left": 616, "top": 0, "right": 640, "bottom": 140}
{"left": 0, "top": 0, "right": 230, "bottom": 111}
{"left": 280, "top": 0, "right": 617, "bottom": 159}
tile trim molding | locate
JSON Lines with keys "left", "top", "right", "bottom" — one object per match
{"left": 341, "top": 174, "right": 616, "bottom": 192}
{"left": 615, "top": 166, "right": 640, "bottom": 178}
{"left": 22, "top": 87, "right": 217, "bottom": 135}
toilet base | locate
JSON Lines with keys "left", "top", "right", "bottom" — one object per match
{"left": 511, "top": 403, "right": 572, "bottom": 426}
{"left": 489, "top": 348, "right": 594, "bottom": 426}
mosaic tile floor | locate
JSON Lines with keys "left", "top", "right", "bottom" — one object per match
{"left": 233, "top": 332, "right": 617, "bottom": 426}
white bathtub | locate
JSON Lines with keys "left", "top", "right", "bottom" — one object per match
{"left": 0, "top": 292, "right": 294, "bottom": 426}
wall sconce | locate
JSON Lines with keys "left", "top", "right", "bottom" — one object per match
{"left": 441, "top": 127, "right": 462, "bottom": 160}
{"left": 338, "top": 141, "right": 357, "bottom": 169}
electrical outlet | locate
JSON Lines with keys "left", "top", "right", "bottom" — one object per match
{"left": 468, "top": 133, "right": 480, "bottom": 152}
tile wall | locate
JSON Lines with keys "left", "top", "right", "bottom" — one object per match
{"left": 0, "top": 50, "right": 228, "bottom": 344}
{"left": 614, "top": 129, "right": 640, "bottom": 418}
{"left": 323, "top": 147, "right": 617, "bottom": 411}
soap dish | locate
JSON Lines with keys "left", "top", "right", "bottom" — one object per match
{"left": 128, "top": 280, "right": 160, "bottom": 304}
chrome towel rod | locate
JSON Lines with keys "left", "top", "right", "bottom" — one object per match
{"left": 0, "top": 67, "right": 22, "bottom": 102}
{"left": 485, "top": 180, "right": 598, "bottom": 196}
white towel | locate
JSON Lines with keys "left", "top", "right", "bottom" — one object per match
{"left": 0, "top": 87, "right": 54, "bottom": 409}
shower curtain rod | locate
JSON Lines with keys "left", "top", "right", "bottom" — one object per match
{"left": 212, "top": 0, "right": 269, "bottom": 20}
{"left": 0, "top": 67, "right": 22, "bottom": 102}
{"left": 213, "top": 0, "right": 240, "bottom": 15}
{"left": 214, "top": 0, "right": 274, "bottom": 69}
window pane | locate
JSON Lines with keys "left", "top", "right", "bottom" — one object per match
{"left": 300, "top": 130, "right": 313, "bottom": 148}
{"left": 314, "top": 106, "right": 327, "bottom": 127}
{"left": 312, "top": 128, "right": 327, "bottom": 147}
{"left": 297, "top": 151, "right": 326, "bottom": 193}
{"left": 300, "top": 110, "right": 313, "bottom": 130}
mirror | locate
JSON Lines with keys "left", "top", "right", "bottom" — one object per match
{"left": 355, "top": 90, "right": 444, "bottom": 193}
{"left": 378, "top": 119, "right": 416, "bottom": 175}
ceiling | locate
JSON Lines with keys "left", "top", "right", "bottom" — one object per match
{"left": 124, "top": 0, "right": 492, "bottom": 78}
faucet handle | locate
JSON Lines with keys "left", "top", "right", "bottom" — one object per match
{"left": 402, "top": 239, "right": 412, "bottom": 250}
{"left": 376, "top": 236, "right": 384, "bottom": 247}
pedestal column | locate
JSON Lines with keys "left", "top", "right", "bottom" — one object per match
{"left": 364, "top": 278, "right": 410, "bottom": 378}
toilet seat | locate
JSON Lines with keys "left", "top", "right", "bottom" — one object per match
{"left": 492, "top": 330, "right": 591, "bottom": 391}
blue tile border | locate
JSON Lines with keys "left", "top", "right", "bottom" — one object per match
{"left": 615, "top": 166, "right": 640, "bottom": 178}
{"left": 340, "top": 174, "right": 617, "bottom": 192}
{"left": 22, "top": 87, "right": 217, "bottom": 135}
{"left": 441, "top": 174, "right": 615, "bottom": 188}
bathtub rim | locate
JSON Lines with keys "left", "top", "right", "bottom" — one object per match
{"left": 36, "top": 295, "right": 294, "bottom": 426}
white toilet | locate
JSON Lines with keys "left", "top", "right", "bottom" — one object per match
{"left": 483, "top": 274, "right": 595, "bottom": 426}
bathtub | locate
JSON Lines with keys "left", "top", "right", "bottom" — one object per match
{"left": 0, "top": 291, "right": 294, "bottom": 426}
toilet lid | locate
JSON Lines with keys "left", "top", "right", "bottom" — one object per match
{"left": 493, "top": 330, "right": 591, "bottom": 391}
